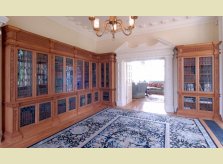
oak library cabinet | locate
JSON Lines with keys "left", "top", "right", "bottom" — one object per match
{"left": 176, "top": 41, "right": 221, "bottom": 119}
{"left": 1, "top": 25, "right": 116, "bottom": 147}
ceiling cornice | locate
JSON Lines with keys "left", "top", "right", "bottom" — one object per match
{"left": 47, "top": 16, "right": 97, "bottom": 41}
{"left": 98, "top": 16, "right": 217, "bottom": 41}
{"left": 0, "top": 16, "right": 9, "bottom": 27}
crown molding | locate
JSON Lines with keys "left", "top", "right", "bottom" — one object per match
{"left": 0, "top": 16, "right": 9, "bottom": 27}
{"left": 115, "top": 40, "right": 175, "bottom": 62}
{"left": 98, "top": 16, "right": 217, "bottom": 41}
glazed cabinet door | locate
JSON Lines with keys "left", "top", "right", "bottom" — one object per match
{"left": 36, "top": 53, "right": 49, "bottom": 96}
{"left": 198, "top": 57, "right": 213, "bottom": 93}
{"left": 183, "top": 57, "right": 196, "bottom": 92}
{"left": 55, "top": 56, "right": 64, "bottom": 93}
{"left": 77, "top": 60, "right": 84, "bottom": 90}
{"left": 92, "top": 62, "right": 97, "bottom": 88}
{"left": 66, "top": 58, "right": 74, "bottom": 92}
{"left": 17, "top": 49, "right": 33, "bottom": 98}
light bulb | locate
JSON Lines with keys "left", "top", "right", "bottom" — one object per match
{"left": 129, "top": 16, "right": 134, "bottom": 27}
{"left": 114, "top": 24, "right": 117, "bottom": 31}
{"left": 94, "top": 18, "right": 99, "bottom": 29}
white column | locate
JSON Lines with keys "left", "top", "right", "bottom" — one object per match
{"left": 116, "top": 60, "right": 127, "bottom": 107}
{"left": 116, "top": 61, "right": 121, "bottom": 106}
{"left": 218, "top": 16, "right": 223, "bottom": 120}
{"left": 173, "top": 51, "right": 178, "bottom": 112}
{"left": 164, "top": 55, "right": 174, "bottom": 112}
{"left": 0, "top": 16, "right": 9, "bottom": 143}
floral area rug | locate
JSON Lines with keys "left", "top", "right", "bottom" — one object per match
{"left": 30, "top": 108, "right": 216, "bottom": 148}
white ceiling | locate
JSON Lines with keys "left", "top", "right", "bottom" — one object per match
{"left": 47, "top": 16, "right": 217, "bottom": 41}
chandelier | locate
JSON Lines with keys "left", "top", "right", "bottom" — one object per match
{"left": 89, "top": 16, "right": 138, "bottom": 38}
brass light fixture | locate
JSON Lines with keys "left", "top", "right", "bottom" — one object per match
{"left": 89, "top": 16, "right": 138, "bottom": 38}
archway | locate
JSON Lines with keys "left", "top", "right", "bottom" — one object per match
{"left": 115, "top": 39, "right": 177, "bottom": 113}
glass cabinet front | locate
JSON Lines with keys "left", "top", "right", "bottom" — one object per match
{"left": 183, "top": 58, "right": 196, "bottom": 92}
{"left": 36, "top": 53, "right": 48, "bottom": 96}
{"left": 17, "top": 49, "right": 33, "bottom": 98}
{"left": 182, "top": 56, "right": 214, "bottom": 114}
{"left": 84, "top": 61, "right": 89, "bottom": 89}
{"left": 92, "top": 63, "right": 97, "bottom": 88}
{"left": 106, "top": 63, "right": 110, "bottom": 88}
{"left": 55, "top": 56, "right": 64, "bottom": 93}
{"left": 77, "top": 60, "right": 83, "bottom": 90}
{"left": 199, "top": 97, "right": 213, "bottom": 111}
{"left": 184, "top": 96, "right": 196, "bottom": 110}
{"left": 199, "top": 57, "right": 213, "bottom": 92}
{"left": 101, "top": 63, "right": 104, "bottom": 87}
{"left": 66, "top": 58, "right": 74, "bottom": 92}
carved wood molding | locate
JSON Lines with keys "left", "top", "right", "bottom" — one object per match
{"left": 10, "top": 46, "right": 15, "bottom": 102}
{"left": 176, "top": 42, "right": 222, "bottom": 54}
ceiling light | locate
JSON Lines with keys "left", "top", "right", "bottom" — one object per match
{"left": 89, "top": 16, "right": 138, "bottom": 38}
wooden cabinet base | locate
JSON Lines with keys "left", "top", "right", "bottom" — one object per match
{"left": 0, "top": 104, "right": 107, "bottom": 148}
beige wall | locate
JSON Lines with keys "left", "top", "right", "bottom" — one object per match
{"left": 8, "top": 16, "right": 97, "bottom": 52}
{"left": 7, "top": 17, "right": 218, "bottom": 54}
{"left": 96, "top": 22, "right": 219, "bottom": 53}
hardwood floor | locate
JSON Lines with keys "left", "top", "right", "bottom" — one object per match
{"left": 122, "top": 95, "right": 166, "bottom": 114}
{"left": 120, "top": 94, "right": 223, "bottom": 148}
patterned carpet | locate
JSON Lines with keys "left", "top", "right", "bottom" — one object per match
{"left": 30, "top": 108, "right": 216, "bottom": 148}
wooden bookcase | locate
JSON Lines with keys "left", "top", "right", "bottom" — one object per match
{"left": 176, "top": 42, "right": 221, "bottom": 119}
{"left": 1, "top": 25, "right": 116, "bottom": 147}
{"left": 99, "top": 53, "right": 116, "bottom": 107}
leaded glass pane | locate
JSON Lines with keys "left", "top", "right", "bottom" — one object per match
{"left": 184, "top": 58, "right": 196, "bottom": 92}
{"left": 94, "top": 92, "right": 99, "bottom": 102}
{"left": 69, "top": 97, "right": 76, "bottom": 110}
{"left": 84, "top": 62, "right": 89, "bottom": 89}
{"left": 87, "top": 93, "right": 92, "bottom": 104}
{"left": 184, "top": 96, "right": 196, "bottom": 110}
{"left": 39, "top": 102, "right": 51, "bottom": 121}
{"left": 106, "top": 63, "right": 109, "bottom": 88}
{"left": 199, "top": 57, "right": 213, "bottom": 92}
{"left": 37, "top": 53, "right": 48, "bottom": 96}
{"left": 101, "top": 63, "right": 104, "bottom": 87}
{"left": 55, "top": 56, "right": 63, "bottom": 93}
{"left": 103, "top": 91, "right": 109, "bottom": 101}
{"left": 77, "top": 60, "right": 83, "bottom": 90}
{"left": 66, "top": 58, "right": 74, "bottom": 92}
{"left": 17, "top": 49, "right": 32, "bottom": 98}
{"left": 57, "top": 99, "right": 66, "bottom": 114}
{"left": 20, "top": 105, "right": 35, "bottom": 127}
{"left": 92, "top": 63, "right": 97, "bottom": 88}
{"left": 199, "top": 97, "right": 213, "bottom": 111}
{"left": 80, "top": 95, "right": 85, "bottom": 107}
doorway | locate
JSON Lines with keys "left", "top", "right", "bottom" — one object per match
{"left": 115, "top": 41, "right": 175, "bottom": 113}
{"left": 126, "top": 59, "right": 165, "bottom": 114}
